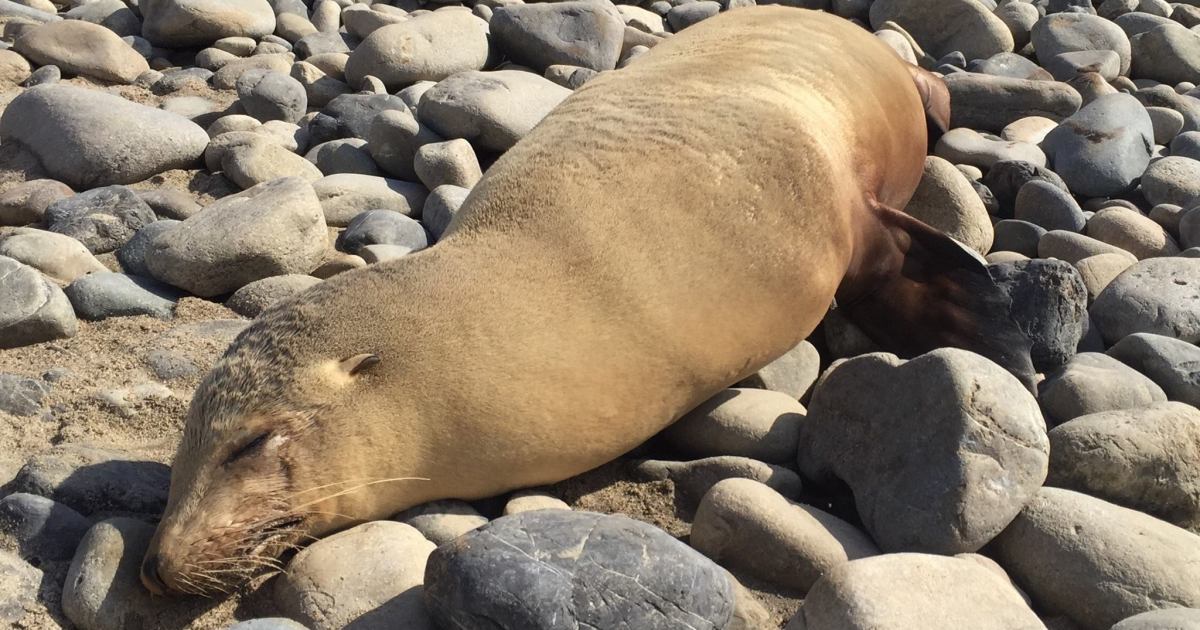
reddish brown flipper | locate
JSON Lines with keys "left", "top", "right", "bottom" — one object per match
{"left": 836, "top": 198, "right": 1037, "bottom": 391}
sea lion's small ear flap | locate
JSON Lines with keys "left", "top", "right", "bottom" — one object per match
{"left": 907, "top": 64, "right": 951, "bottom": 150}
{"left": 339, "top": 353, "right": 381, "bottom": 377}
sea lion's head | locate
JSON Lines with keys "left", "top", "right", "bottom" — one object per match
{"left": 140, "top": 310, "right": 386, "bottom": 596}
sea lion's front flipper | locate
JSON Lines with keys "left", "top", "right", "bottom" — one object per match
{"left": 836, "top": 199, "right": 1037, "bottom": 390}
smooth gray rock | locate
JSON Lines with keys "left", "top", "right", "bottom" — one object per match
{"left": 796, "top": 349, "right": 1049, "bottom": 554}
{"left": 737, "top": 339, "right": 821, "bottom": 401}
{"left": 1039, "top": 352, "right": 1168, "bottom": 425}
{"left": 691, "top": 478, "right": 879, "bottom": 594}
{"left": 934, "top": 128, "right": 1046, "bottom": 169}
{"left": 1048, "top": 402, "right": 1200, "bottom": 531}
{"left": 1111, "top": 608, "right": 1200, "bottom": 630}
{"left": 135, "top": 189, "right": 201, "bottom": 220}
{"left": 237, "top": 69, "right": 307, "bottom": 124}
{"left": 788, "top": 553, "right": 1043, "bottom": 630}
{"left": 304, "top": 138, "right": 381, "bottom": 176}
{"left": 413, "top": 139, "right": 482, "bottom": 190}
{"left": 274, "top": 521, "right": 436, "bottom": 630}
{"left": 1044, "top": 50, "right": 1122, "bottom": 81}
{"left": 982, "top": 159, "right": 1071, "bottom": 217}
{"left": 1131, "top": 23, "right": 1200, "bottom": 84}
{"left": 1041, "top": 93, "right": 1155, "bottom": 197}
{"left": 967, "top": 52, "right": 1054, "bottom": 81}
{"left": 116, "top": 220, "right": 180, "bottom": 277}
{"left": 227, "top": 619, "right": 310, "bottom": 630}
{"left": 1091, "top": 257, "right": 1200, "bottom": 343}
{"left": 1141, "top": 156, "right": 1200, "bottom": 208}
{"left": 0, "top": 492, "right": 92, "bottom": 562}
{"left": 11, "top": 444, "right": 169, "bottom": 515}
{"left": 64, "top": 272, "right": 177, "bottom": 320}
{"left": 425, "top": 510, "right": 736, "bottom": 630}
{"left": 396, "top": 500, "right": 489, "bottom": 546}
{"left": 1107, "top": 332, "right": 1200, "bottom": 407}
{"left": 0, "top": 550, "right": 40, "bottom": 626}
{"left": 345, "top": 11, "right": 490, "bottom": 91}
{"left": 313, "top": 173, "right": 428, "bottom": 226}
{"left": 1086, "top": 206, "right": 1181, "bottom": 259}
{"left": 0, "top": 227, "right": 108, "bottom": 284}
{"left": 662, "top": 388, "right": 805, "bottom": 464}
{"left": 13, "top": 20, "right": 149, "bottom": 84}
{"left": 665, "top": 1, "right": 719, "bottom": 31}
{"left": 1014, "top": 179, "right": 1087, "bottom": 232}
{"left": 44, "top": 186, "right": 157, "bottom": 254}
{"left": 490, "top": 2, "right": 624, "bottom": 72}
{"left": 335, "top": 209, "right": 429, "bottom": 255}
{"left": 0, "top": 373, "right": 46, "bottom": 417}
{"left": 422, "top": 184, "right": 468, "bottom": 241}
{"left": 141, "top": 0, "right": 275, "bottom": 48}
{"left": 0, "top": 255, "right": 78, "bottom": 349}
{"left": 992, "top": 219, "right": 1048, "bottom": 256}
{"left": 992, "top": 488, "right": 1200, "bottom": 630}
{"left": 367, "top": 108, "right": 443, "bottom": 181}
{"left": 0, "top": 85, "right": 209, "bottom": 189}
{"left": 1039, "top": 229, "right": 1138, "bottom": 264}
{"left": 635, "top": 456, "right": 803, "bottom": 512}
{"left": 869, "top": 0, "right": 1015, "bottom": 59}
{"left": 145, "top": 177, "right": 327, "bottom": 297}
{"left": 904, "top": 155, "right": 993, "bottom": 254}
{"left": 943, "top": 72, "right": 1082, "bottom": 132}
{"left": 1031, "top": 12, "right": 1132, "bottom": 76}
{"left": 418, "top": 70, "right": 571, "bottom": 153}
{"left": 226, "top": 274, "right": 321, "bottom": 317}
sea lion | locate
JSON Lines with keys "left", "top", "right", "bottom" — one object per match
{"left": 141, "top": 6, "right": 1034, "bottom": 595}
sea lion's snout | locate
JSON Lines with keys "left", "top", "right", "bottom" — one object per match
{"left": 140, "top": 553, "right": 168, "bottom": 596}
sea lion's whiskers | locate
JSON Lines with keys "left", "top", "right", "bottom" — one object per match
{"left": 288, "top": 477, "right": 429, "bottom": 512}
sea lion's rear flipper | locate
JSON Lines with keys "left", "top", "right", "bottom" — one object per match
{"left": 836, "top": 199, "right": 1037, "bottom": 390}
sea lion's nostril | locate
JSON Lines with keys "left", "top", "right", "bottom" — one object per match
{"left": 140, "top": 554, "right": 167, "bottom": 595}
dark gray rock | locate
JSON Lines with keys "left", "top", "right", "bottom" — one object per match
{"left": 294, "top": 31, "right": 358, "bottom": 58}
{"left": 1114, "top": 11, "right": 1174, "bottom": 38}
{"left": 1041, "top": 93, "right": 1155, "bottom": 197}
{"left": 1013, "top": 179, "right": 1086, "bottom": 232}
{"left": 0, "top": 255, "right": 77, "bottom": 349}
{"left": 666, "top": 1, "right": 720, "bottom": 30}
{"left": 980, "top": 160, "right": 1071, "bottom": 218}
{"left": 0, "top": 492, "right": 92, "bottom": 562}
{"left": 942, "top": 73, "right": 1082, "bottom": 132}
{"left": 990, "top": 258, "right": 1088, "bottom": 371}
{"left": 1107, "top": 332, "right": 1200, "bottom": 407}
{"left": 313, "top": 92, "right": 409, "bottom": 142}
{"left": 423, "top": 184, "right": 468, "bottom": 241}
{"left": 490, "top": 2, "right": 624, "bottom": 72}
{"left": 424, "top": 510, "right": 736, "bottom": 630}
{"left": 1044, "top": 50, "right": 1122, "bottom": 81}
{"left": 116, "top": 220, "right": 180, "bottom": 277}
{"left": 44, "top": 186, "right": 158, "bottom": 254}
{"left": 23, "top": 64, "right": 60, "bottom": 87}
{"left": 64, "top": 272, "right": 177, "bottom": 320}
{"left": 0, "top": 373, "right": 46, "bottom": 417}
{"left": 992, "top": 219, "right": 1048, "bottom": 256}
{"left": 796, "top": 349, "right": 1048, "bottom": 554}
{"left": 1172, "top": 131, "right": 1200, "bottom": 160}
{"left": 11, "top": 444, "right": 171, "bottom": 515}
{"left": 1133, "top": 85, "right": 1200, "bottom": 134}
{"left": 335, "top": 210, "right": 429, "bottom": 255}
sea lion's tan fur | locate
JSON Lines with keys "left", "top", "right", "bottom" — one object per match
{"left": 143, "top": 7, "right": 991, "bottom": 594}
